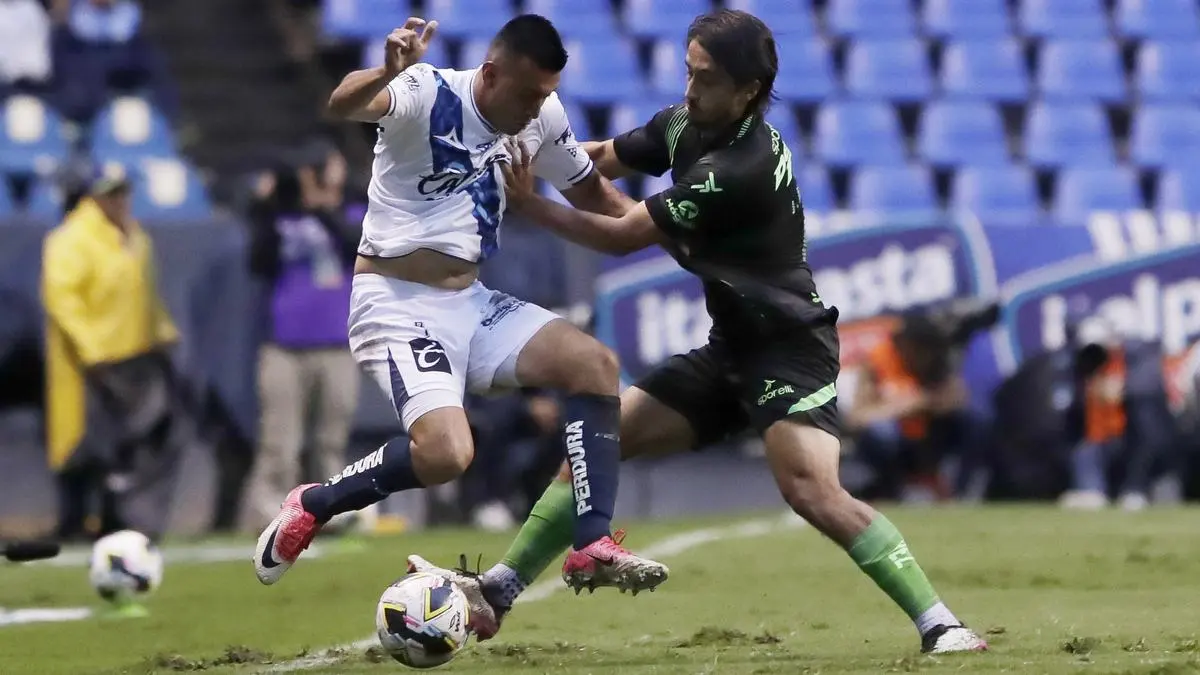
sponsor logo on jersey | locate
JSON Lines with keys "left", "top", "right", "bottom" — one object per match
{"left": 416, "top": 154, "right": 507, "bottom": 198}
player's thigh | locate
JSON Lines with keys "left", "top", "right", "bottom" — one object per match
{"left": 348, "top": 273, "right": 471, "bottom": 433}
{"left": 465, "top": 289, "right": 612, "bottom": 393}
{"left": 627, "top": 344, "right": 747, "bottom": 457}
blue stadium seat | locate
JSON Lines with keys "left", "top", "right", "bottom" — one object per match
{"left": 91, "top": 97, "right": 178, "bottom": 164}
{"left": 940, "top": 40, "right": 1029, "bottom": 103}
{"left": 765, "top": 106, "right": 803, "bottom": 154}
{"left": 624, "top": 0, "right": 712, "bottom": 42}
{"left": 321, "top": 0, "right": 411, "bottom": 39}
{"left": 0, "top": 95, "right": 69, "bottom": 174}
{"left": 1024, "top": 101, "right": 1115, "bottom": 169}
{"left": 607, "top": 100, "right": 674, "bottom": 138}
{"left": 1055, "top": 165, "right": 1142, "bottom": 224}
{"left": 559, "top": 37, "right": 645, "bottom": 104}
{"left": 850, "top": 164, "right": 937, "bottom": 214}
{"left": 648, "top": 40, "right": 687, "bottom": 98}
{"left": 558, "top": 100, "right": 595, "bottom": 141}
{"left": 799, "top": 165, "right": 834, "bottom": 213}
{"left": 362, "top": 33, "right": 451, "bottom": 69}
{"left": 1157, "top": 166, "right": 1200, "bottom": 213}
{"left": 1116, "top": 0, "right": 1200, "bottom": 40}
{"left": 424, "top": 0, "right": 516, "bottom": 39}
{"left": 827, "top": 0, "right": 915, "bottom": 38}
{"left": 952, "top": 165, "right": 1041, "bottom": 225}
{"left": 525, "top": 0, "right": 619, "bottom": 40}
{"left": 123, "top": 157, "right": 212, "bottom": 221}
{"left": 814, "top": 100, "right": 906, "bottom": 167}
{"left": 774, "top": 38, "right": 837, "bottom": 104}
{"left": 923, "top": 0, "right": 1010, "bottom": 39}
{"left": 1038, "top": 40, "right": 1127, "bottom": 103}
{"left": 917, "top": 100, "right": 1009, "bottom": 168}
{"left": 25, "top": 177, "right": 63, "bottom": 219}
{"left": 0, "top": 180, "right": 12, "bottom": 216}
{"left": 1137, "top": 41, "right": 1200, "bottom": 101}
{"left": 844, "top": 39, "right": 934, "bottom": 103}
{"left": 726, "top": 0, "right": 816, "bottom": 37}
{"left": 1018, "top": 0, "right": 1109, "bottom": 39}
{"left": 1129, "top": 104, "right": 1200, "bottom": 169}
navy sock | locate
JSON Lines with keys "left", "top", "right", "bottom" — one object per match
{"left": 562, "top": 393, "right": 620, "bottom": 548}
{"left": 300, "top": 437, "right": 421, "bottom": 523}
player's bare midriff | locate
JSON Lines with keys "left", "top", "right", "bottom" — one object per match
{"left": 354, "top": 249, "right": 479, "bottom": 291}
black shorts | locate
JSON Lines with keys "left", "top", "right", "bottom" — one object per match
{"left": 633, "top": 321, "right": 841, "bottom": 448}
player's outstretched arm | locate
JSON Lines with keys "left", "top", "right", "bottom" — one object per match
{"left": 327, "top": 17, "right": 437, "bottom": 122}
{"left": 503, "top": 143, "right": 664, "bottom": 255}
{"left": 581, "top": 140, "right": 636, "bottom": 180}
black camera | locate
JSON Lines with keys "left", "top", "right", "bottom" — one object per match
{"left": 896, "top": 298, "right": 1003, "bottom": 386}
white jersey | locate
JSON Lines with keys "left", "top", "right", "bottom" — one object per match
{"left": 359, "top": 63, "right": 594, "bottom": 262}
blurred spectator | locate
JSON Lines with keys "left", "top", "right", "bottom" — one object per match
{"left": 457, "top": 214, "right": 573, "bottom": 530}
{"left": 0, "top": 0, "right": 52, "bottom": 92}
{"left": 51, "top": 0, "right": 178, "bottom": 122}
{"left": 239, "top": 146, "right": 360, "bottom": 532}
{"left": 41, "top": 162, "right": 190, "bottom": 542}
{"left": 846, "top": 312, "right": 991, "bottom": 502}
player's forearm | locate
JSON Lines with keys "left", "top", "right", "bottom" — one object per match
{"left": 328, "top": 66, "right": 396, "bottom": 118}
{"left": 583, "top": 140, "right": 634, "bottom": 180}
{"left": 518, "top": 193, "right": 637, "bottom": 255}
{"left": 564, "top": 173, "right": 636, "bottom": 218}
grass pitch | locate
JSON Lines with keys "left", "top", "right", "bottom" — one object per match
{"left": 1, "top": 506, "right": 1198, "bottom": 674}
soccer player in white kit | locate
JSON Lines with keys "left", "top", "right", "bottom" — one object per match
{"left": 252, "top": 14, "right": 667, "bottom": 638}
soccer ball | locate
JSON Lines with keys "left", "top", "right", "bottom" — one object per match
{"left": 375, "top": 572, "right": 470, "bottom": 668}
{"left": 88, "top": 530, "right": 163, "bottom": 602}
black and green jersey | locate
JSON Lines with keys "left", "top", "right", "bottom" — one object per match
{"left": 612, "top": 104, "right": 833, "bottom": 342}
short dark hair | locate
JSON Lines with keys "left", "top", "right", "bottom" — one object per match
{"left": 686, "top": 9, "right": 778, "bottom": 113}
{"left": 490, "top": 14, "right": 568, "bottom": 72}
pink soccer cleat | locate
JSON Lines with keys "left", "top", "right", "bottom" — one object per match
{"left": 561, "top": 530, "right": 669, "bottom": 596}
{"left": 253, "top": 483, "right": 323, "bottom": 585}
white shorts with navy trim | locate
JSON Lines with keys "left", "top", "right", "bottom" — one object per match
{"left": 348, "top": 273, "right": 560, "bottom": 431}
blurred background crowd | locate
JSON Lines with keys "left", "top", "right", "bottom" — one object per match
{"left": 2, "top": 0, "right": 1200, "bottom": 544}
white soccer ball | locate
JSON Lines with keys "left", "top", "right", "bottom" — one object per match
{"left": 375, "top": 572, "right": 470, "bottom": 668}
{"left": 88, "top": 530, "right": 163, "bottom": 602}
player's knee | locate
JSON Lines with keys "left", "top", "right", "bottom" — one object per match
{"left": 563, "top": 339, "right": 619, "bottom": 395}
{"left": 409, "top": 414, "right": 475, "bottom": 484}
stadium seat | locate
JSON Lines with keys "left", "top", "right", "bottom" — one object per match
{"left": 1129, "top": 104, "right": 1200, "bottom": 169}
{"left": 25, "top": 177, "right": 63, "bottom": 219}
{"left": 814, "top": 100, "right": 906, "bottom": 167}
{"left": 321, "top": 0, "right": 411, "bottom": 39}
{"left": 1157, "top": 166, "right": 1200, "bottom": 213}
{"left": 525, "top": 0, "right": 619, "bottom": 40}
{"left": 940, "top": 40, "right": 1029, "bottom": 103}
{"left": 923, "top": 0, "right": 1010, "bottom": 39}
{"left": 1024, "top": 101, "right": 1115, "bottom": 169}
{"left": 90, "top": 97, "right": 178, "bottom": 164}
{"left": 725, "top": 0, "right": 816, "bottom": 37}
{"left": 799, "top": 165, "right": 835, "bottom": 213}
{"left": 1054, "top": 165, "right": 1142, "bottom": 224}
{"left": 559, "top": 37, "right": 645, "bottom": 104}
{"left": 0, "top": 180, "right": 12, "bottom": 216}
{"left": 844, "top": 39, "right": 934, "bottom": 103}
{"left": 1018, "top": 0, "right": 1109, "bottom": 39}
{"left": 624, "top": 0, "right": 712, "bottom": 42}
{"left": 1115, "top": 0, "right": 1200, "bottom": 40}
{"left": 917, "top": 100, "right": 1009, "bottom": 168}
{"left": 765, "top": 106, "right": 803, "bottom": 155}
{"left": 850, "top": 164, "right": 937, "bottom": 214}
{"left": 125, "top": 157, "right": 212, "bottom": 221}
{"left": 774, "top": 38, "right": 837, "bottom": 104}
{"left": 1038, "top": 40, "right": 1127, "bottom": 103}
{"left": 1137, "top": 41, "right": 1200, "bottom": 101}
{"left": 0, "top": 95, "right": 69, "bottom": 175}
{"left": 559, "top": 100, "right": 595, "bottom": 141}
{"left": 648, "top": 40, "right": 687, "bottom": 98}
{"left": 424, "top": 0, "right": 516, "bottom": 39}
{"left": 362, "top": 33, "right": 451, "bottom": 69}
{"left": 826, "top": 0, "right": 915, "bottom": 38}
{"left": 607, "top": 100, "right": 674, "bottom": 138}
{"left": 952, "top": 165, "right": 1041, "bottom": 225}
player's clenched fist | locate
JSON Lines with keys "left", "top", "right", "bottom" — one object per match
{"left": 384, "top": 17, "right": 439, "bottom": 75}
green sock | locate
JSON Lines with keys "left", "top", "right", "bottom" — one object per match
{"left": 499, "top": 481, "right": 575, "bottom": 584}
{"left": 846, "top": 513, "right": 941, "bottom": 621}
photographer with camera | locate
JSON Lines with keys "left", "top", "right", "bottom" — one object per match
{"left": 845, "top": 299, "right": 999, "bottom": 502}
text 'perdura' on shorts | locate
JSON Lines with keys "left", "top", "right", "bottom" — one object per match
{"left": 633, "top": 318, "right": 841, "bottom": 448}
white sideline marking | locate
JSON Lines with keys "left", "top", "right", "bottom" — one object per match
{"left": 264, "top": 511, "right": 807, "bottom": 673}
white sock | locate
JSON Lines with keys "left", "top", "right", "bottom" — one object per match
{"left": 915, "top": 602, "right": 959, "bottom": 637}
{"left": 482, "top": 563, "right": 525, "bottom": 608}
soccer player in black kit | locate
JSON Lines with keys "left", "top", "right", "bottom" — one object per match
{"left": 409, "top": 9, "right": 989, "bottom": 655}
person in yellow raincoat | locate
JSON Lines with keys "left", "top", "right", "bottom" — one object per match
{"left": 42, "top": 168, "right": 185, "bottom": 542}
